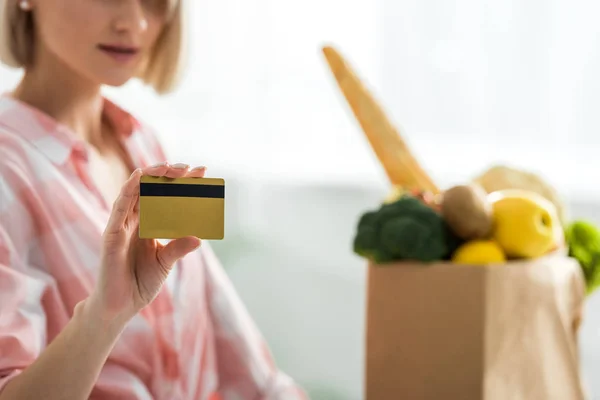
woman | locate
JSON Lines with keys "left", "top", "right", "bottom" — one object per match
{"left": 0, "top": 0, "right": 306, "bottom": 399}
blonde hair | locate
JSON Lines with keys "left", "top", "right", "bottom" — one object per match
{"left": 0, "top": 0, "right": 186, "bottom": 95}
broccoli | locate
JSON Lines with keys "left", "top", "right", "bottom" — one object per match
{"left": 442, "top": 221, "right": 465, "bottom": 260}
{"left": 353, "top": 195, "right": 449, "bottom": 264}
{"left": 565, "top": 220, "right": 600, "bottom": 295}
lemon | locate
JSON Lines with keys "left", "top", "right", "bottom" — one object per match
{"left": 451, "top": 240, "right": 506, "bottom": 265}
{"left": 488, "top": 189, "right": 562, "bottom": 259}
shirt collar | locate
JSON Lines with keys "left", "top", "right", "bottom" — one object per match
{"left": 0, "top": 94, "right": 140, "bottom": 165}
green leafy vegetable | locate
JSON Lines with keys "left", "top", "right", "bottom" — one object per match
{"left": 353, "top": 195, "right": 450, "bottom": 264}
{"left": 565, "top": 220, "right": 600, "bottom": 295}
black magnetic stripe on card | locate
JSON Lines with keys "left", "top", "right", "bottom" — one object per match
{"left": 140, "top": 183, "right": 225, "bottom": 199}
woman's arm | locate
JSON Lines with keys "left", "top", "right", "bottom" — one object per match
{"left": 0, "top": 170, "right": 138, "bottom": 399}
{"left": 0, "top": 299, "right": 129, "bottom": 400}
{"left": 0, "top": 217, "right": 127, "bottom": 400}
{"left": 200, "top": 243, "right": 307, "bottom": 399}
{"left": 0, "top": 163, "right": 204, "bottom": 400}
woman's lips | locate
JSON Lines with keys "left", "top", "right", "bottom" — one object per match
{"left": 97, "top": 44, "right": 140, "bottom": 63}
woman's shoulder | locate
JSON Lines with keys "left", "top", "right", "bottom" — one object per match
{"left": 0, "top": 119, "right": 38, "bottom": 177}
{"left": 0, "top": 96, "right": 58, "bottom": 180}
{"left": 0, "top": 119, "right": 36, "bottom": 233}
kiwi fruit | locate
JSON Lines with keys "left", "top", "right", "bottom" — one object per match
{"left": 441, "top": 183, "right": 493, "bottom": 240}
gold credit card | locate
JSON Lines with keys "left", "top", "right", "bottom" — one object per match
{"left": 138, "top": 176, "right": 225, "bottom": 240}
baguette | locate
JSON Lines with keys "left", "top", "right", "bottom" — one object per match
{"left": 322, "top": 45, "right": 439, "bottom": 194}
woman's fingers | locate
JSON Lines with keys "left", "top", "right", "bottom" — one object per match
{"left": 157, "top": 236, "right": 202, "bottom": 269}
{"left": 141, "top": 163, "right": 207, "bottom": 179}
{"left": 141, "top": 162, "right": 171, "bottom": 177}
{"left": 186, "top": 166, "right": 207, "bottom": 178}
{"left": 105, "top": 169, "right": 142, "bottom": 234}
{"left": 164, "top": 163, "right": 189, "bottom": 178}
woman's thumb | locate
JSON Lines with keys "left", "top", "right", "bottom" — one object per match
{"left": 158, "top": 236, "right": 201, "bottom": 268}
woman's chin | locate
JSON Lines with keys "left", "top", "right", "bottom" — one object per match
{"left": 96, "top": 69, "right": 139, "bottom": 88}
{"left": 101, "top": 77, "right": 134, "bottom": 88}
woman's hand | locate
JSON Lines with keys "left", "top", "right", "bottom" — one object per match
{"left": 90, "top": 163, "right": 207, "bottom": 322}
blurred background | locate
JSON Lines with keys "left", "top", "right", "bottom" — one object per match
{"left": 2, "top": 0, "right": 600, "bottom": 398}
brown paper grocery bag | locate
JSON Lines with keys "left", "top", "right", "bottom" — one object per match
{"left": 365, "top": 252, "right": 586, "bottom": 400}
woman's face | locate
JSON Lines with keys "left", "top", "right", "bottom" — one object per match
{"left": 31, "top": 0, "right": 170, "bottom": 87}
